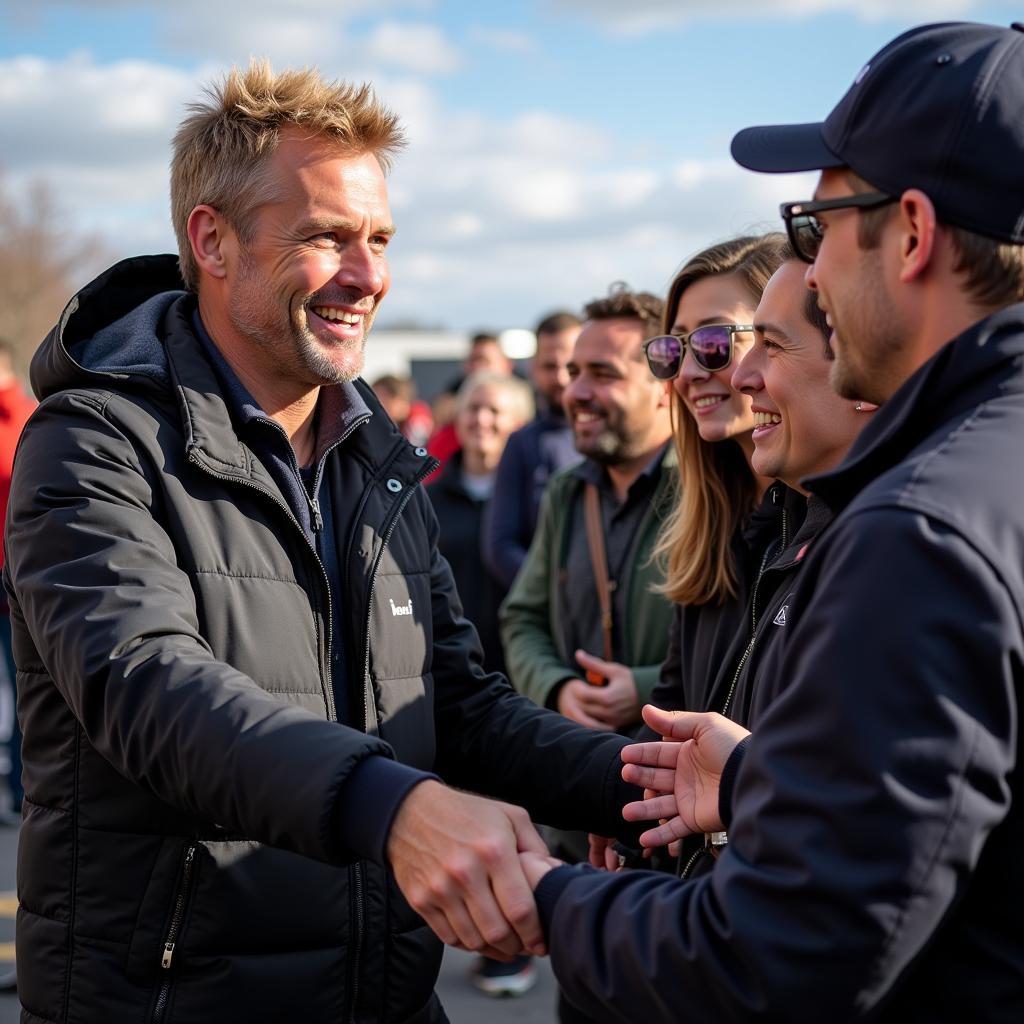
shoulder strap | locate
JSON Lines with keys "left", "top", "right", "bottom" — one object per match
{"left": 583, "top": 483, "right": 614, "bottom": 666}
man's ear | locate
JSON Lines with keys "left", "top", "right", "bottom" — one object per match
{"left": 187, "top": 204, "right": 232, "bottom": 281}
{"left": 895, "top": 189, "right": 938, "bottom": 285}
{"left": 656, "top": 379, "right": 672, "bottom": 408}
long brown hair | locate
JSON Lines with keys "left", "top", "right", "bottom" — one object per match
{"left": 654, "top": 233, "right": 789, "bottom": 606}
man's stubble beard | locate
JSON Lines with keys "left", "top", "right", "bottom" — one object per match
{"left": 229, "top": 258, "right": 369, "bottom": 386}
{"left": 827, "top": 255, "right": 906, "bottom": 407}
{"left": 579, "top": 427, "right": 625, "bottom": 465}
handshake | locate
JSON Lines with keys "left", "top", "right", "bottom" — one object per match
{"left": 386, "top": 705, "right": 750, "bottom": 959}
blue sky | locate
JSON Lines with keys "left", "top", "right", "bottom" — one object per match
{"left": 2, "top": 0, "right": 1018, "bottom": 330}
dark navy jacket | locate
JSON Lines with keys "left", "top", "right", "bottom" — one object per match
{"left": 536, "top": 304, "right": 1024, "bottom": 1023}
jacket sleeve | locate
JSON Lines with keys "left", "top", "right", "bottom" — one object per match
{"left": 482, "top": 428, "right": 530, "bottom": 590}
{"left": 413, "top": 487, "right": 642, "bottom": 839}
{"left": 498, "top": 481, "right": 576, "bottom": 708}
{"left": 5, "top": 393, "right": 393, "bottom": 865}
{"left": 535, "top": 507, "right": 1020, "bottom": 1022}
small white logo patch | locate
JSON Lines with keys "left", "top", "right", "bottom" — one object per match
{"left": 390, "top": 598, "right": 413, "bottom": 617}
{"left": 772, "top": 592, "right": 795, "bottom": 627}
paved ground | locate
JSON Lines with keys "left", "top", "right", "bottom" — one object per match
{"left": 439, "top": 948, "right": 559, "bottom": 1023}
{"left": 0, "top": 824, "right": 559, "bottom": 1023}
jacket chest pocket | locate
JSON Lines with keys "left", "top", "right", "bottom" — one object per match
{"left": 368, "top": 570, "right": 432, "bottom": 683}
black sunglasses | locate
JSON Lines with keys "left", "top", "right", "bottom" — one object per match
{"left": 643, "top": 323, "right": 754, "bottom": 380}
{"left": 780, "top": 191, "right": 897, "bottom": 263}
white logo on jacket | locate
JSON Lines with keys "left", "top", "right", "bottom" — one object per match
{"left": 390, "top": 598, "right": 414, "bottom": 617}
{"left": 772, "top": 592, "right": 795, "bottom": 627}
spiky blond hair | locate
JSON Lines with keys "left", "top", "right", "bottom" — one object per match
{"left": 170, "top": 59, "right": 404, "bottom": 290}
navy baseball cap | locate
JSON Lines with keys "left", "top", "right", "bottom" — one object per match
{"left": 731, "top": 22, "right": 1024, "bottom": 244}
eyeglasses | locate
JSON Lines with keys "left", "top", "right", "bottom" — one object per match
{"left": 780, "top": 191, "right": 897, "bottom": 263}
{"left": 643, "top": 324, "right": 754, "bottom": 379}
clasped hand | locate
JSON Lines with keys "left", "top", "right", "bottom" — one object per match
{"left": 387, "top": 781, "right": 556, "bottom": 960}
{"left": 556, "top": 649, "right": 641, "bottom": 731}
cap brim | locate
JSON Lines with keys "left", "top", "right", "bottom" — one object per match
{"left": 730, "top": 122, "right": 844, "bottom": 174}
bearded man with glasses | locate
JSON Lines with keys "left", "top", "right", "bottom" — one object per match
{"left": 516, "top": 21, "right": 1024, "bottom": 1024}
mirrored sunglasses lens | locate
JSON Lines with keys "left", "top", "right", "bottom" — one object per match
{"left": 793, "top": 214, "right": 822, "bottom": 262}
{"left": 645, "top": 336, "right": 682, "bottom": 379}
{"left": 689, "top": 326, "right": 732, "bottom": 371}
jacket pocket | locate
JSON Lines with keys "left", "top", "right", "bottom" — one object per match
{"left": 125, "top": 836, "right": 190, "bottom": 982}
{"left": 368, "top": 570, "right": 432, "bottom": 682}
{"left": 149, "top": 842, "right": 199, "bottom": 1024}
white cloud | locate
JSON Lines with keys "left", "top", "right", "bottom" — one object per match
{"left": 467, "top": 27, "right": 539, "bottom": 55}
{"left": 0, "top": 51, "right": 813, "bottom": 329}
{"left": 551, "top": 0, "right": 993, "bottom": 33}
{"left": 364, "top": 21, "right": 461, "bottom": 75}
{"left": 23, "top": 0, "right": 437, "bottom": 64}
{"left": 0, "top": 54, "right": 199, "bottom": 266}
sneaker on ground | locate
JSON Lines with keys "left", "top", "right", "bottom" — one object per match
{"left": 470, "top": 955, "right": 536, "bottom": 998}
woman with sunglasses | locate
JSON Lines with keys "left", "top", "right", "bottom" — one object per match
{"left": 597, "top": 234, "right": 792, "bottom": 876}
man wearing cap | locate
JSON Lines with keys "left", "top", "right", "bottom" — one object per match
{"left": 518, "top": 21, "right": 1024, "bottom": 1023}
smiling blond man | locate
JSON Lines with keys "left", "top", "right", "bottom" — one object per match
{"left": 5, "top": 61, "right": 646, "bottom": 1024}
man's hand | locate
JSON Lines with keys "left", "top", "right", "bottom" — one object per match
{"left": 567, "top": 649, "right": 641, "bottom": 730}
{"left": 620, "top": 706, "right": 750, "bottom": 847}
{"left": 387, "top": 780, "right": 549, "bottom": 959}
{"left": 519, "top": 849, "right": 564, "bottom": 891}
{"left": 557, "top": 679, "right": 614, "bottom": 730}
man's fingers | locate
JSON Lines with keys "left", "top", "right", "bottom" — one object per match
{"left": 480, "top": 806, "right": 547, "bottom": 954}
{"left": 622, "top": 792, "right": 678, "bottom": 822}
{"left": 387, "top": 784, "right": 542, "bottom": 956}
{"left": 486, "top": 851, "right": 546, "bottom": 956}
{"left": 641, "top": 705, "right": 704, "bottom": 740}
{"left": 639, "top": 818, "right": 689, "bottom": 848}
{"left": 575, "top": 648, "right": 613, "bottom": 672}
{"left": 621, "top": 740, "right": 683, "bottom": 768}
{"left": 621, "top": 762, "right": 679, "bottom": 791}
{"left": 505, "top": 805, "right": 549, "bottom": 857}
{"left": 588, "top": 833, "right": 612, "bottom": 869}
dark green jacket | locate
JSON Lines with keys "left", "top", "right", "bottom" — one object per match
{"left": 500, "top": 451, "right": 677, "bottom": 711}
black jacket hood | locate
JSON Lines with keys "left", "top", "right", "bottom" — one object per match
{"left": 32, "top": 254, "right": 188, "bottom": 401}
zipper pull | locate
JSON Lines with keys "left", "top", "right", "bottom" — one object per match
{"left": 309, "top": 496, "right": 323, "bottom": 532}
{"left": 161, "top": 942, "right": 175, "bottom": 969}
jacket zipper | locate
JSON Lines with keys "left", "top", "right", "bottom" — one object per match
{"left": 192, "top": 423, "right": 428, "bottom": 1024}
{"left": 152, "top": 843, "right": 197, "bottom": 1024}
{"left": 686, "top": 505, "right": 790, "bottom": 877}
{"left": 679, "top": 847, "right": 704, "bottom": 880}
{"left": 348, "top": 458, "right": 434, "bottom": 1024}
{"left": 347, "top": 862, "right": 366, "bottom": 1024}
